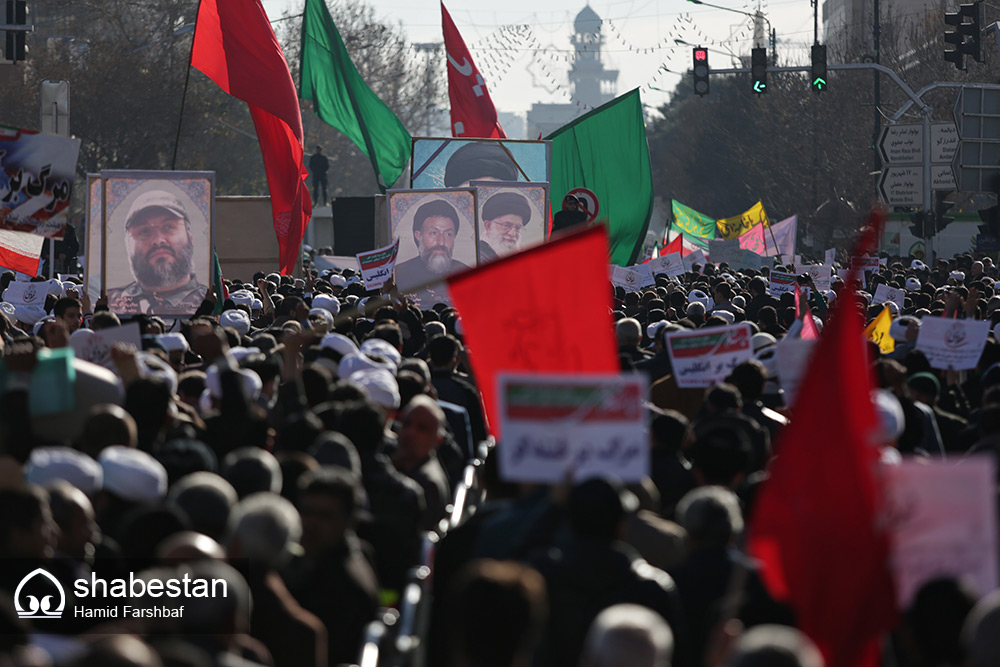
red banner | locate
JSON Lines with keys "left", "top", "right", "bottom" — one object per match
{"left": 441, "top": 2, "right": 505, "bottom": 139}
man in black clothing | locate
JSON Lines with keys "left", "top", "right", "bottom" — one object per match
{"left": 551, "top": 193, "right": 587, "bottom": 235}
{"left": 428, "top": 334, "right": 488, "bottom": 444}
{"left": 308, "top": 146, "right": 329, "bottom": 206}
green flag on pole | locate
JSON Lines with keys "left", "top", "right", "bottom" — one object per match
{"left": 546, "top": 89, "right": 653, "bottom": 266}
{"left": 671, "top": 200, "right": 716, "bottom": 239}
{"left": 300, "top": 0, "right": 412, "bottom": 191}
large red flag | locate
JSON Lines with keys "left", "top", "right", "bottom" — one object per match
{"left": 441, "top": 2, "right": 506, "bottom": 139}
{"left": 191, "top": 0, "right": 311, "bottom": 275}
{"left": 748, "top": 209, "right": 896, "bottom": 667}
{"left": 447, "top": 225, "right": 619, "bottom": 436}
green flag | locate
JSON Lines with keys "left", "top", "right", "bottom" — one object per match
{"left": 546, "top": 89, "right": 653, "bottom": 265}
{"left": 671, "top": 200, "right": 716, "bottom": 239}
{"left": 212, "top": 248, "right": 226, "bottom": 316}
{"left": 300, "top": 0, "right": 411, "bottom": 191}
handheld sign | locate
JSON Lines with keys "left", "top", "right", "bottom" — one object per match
{"left": 665, "top": 323, "right": 753, "bottom": 388}
{"left": 497, "top": 373, "right": 647, "bottom": 483}
{"left": 915, "top": 318, "right": 989, "bottom": 370}
{"left": 2, "top": 281, "right": 48, "bottom": 307}
{"left": 647, "top": 253, "right": 684, "bottom": 278}
{"left": 358, "top": 239, "right": 400, "bottom": 290}
{"left": 768, "top": 271, "right": 799, "bottom": 296}
{"left": 610, "top": 264, "right": 654, "bottom": 290}
{"left": 873, "top": 284, "right": 905, "bottom": 311}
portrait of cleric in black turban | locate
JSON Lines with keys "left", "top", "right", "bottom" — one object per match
{"left": 471, "top": 181, "right": 549, "bottom": 263}
{"left": 410, "top": 138, "right": 551, "bottom": 190}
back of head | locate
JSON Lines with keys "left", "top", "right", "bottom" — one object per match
{"left": 962, "top": 589, "right": 1000, "bottom": 667}
{"left": 449, "top": 559, "right": 547, "bottom": 667}
{"left": 675, "top": 485, "right": 743, "bottom": 548}
{"left": 580, "top": 603, "right": 674, "bottom": 667}
{"left": 727, "top": 625, "right": 823, "bottom": 667}
{"left": 570, "top": 477, "right": 637, "bottom": 543}
{"left": 228, "top": 492, "right": 302, "bottom": 570}
{"left": 907, "top": 577, "right": 976, "bottom": 667}
{"left": 77, "top": 404, "right": 138, "bottom": 458}
{"left": 221, "top": 447, "right": 283, "bottom": 498}
{"left": 616, "top": 318, "right": 642, "bottom": 347}
{"left": 167, "top": 472, "right": 239, "bottom": 542}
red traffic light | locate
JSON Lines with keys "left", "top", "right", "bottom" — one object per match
{"left": 694, "top": 48, "right": 707, "bottom": 61}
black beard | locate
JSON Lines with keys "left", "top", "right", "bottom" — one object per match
{"left": 131, "top": 240, "right": 195, "bottom": 289}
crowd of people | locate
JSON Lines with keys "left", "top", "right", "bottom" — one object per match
{"left": 1, "top": 245, "right": 1000, "bottom": 667}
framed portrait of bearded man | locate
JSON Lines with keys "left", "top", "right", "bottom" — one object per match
{"left": 101, "top": 171, "right": 213, "bottom": 317}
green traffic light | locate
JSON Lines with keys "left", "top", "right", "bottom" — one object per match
{"left": 812, "top": 77, "right": 826, "bottom": 89}
{"left": 753, "top": 81, "right": 766, "bottom": 93}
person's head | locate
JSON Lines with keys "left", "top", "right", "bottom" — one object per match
{"left": 398, "top": 395, "right": 447, "bottom": 463}
{"left": 616, "top": 318, "right": 642, "bottom": 348}
{"left": 906, "top": 577, "right": 977, "bottom": 667}
{"left": 570, "top": 477, "right": 638, "bottom": 543}
{"left": 443, "top": 142, "right": 519, "bottom": 187}
{"left": 428, "top": 334, "right": 462, "bottom": 371}
{"left": 227, "top": 492, "right": 301, "bottom": 570}
{"left": 124, "top": 190, "right": 195, "bottom": 289}
{"left": 297, "top": 467, "right": 359, "bottom": 557}
{"left": 167, "top": 472, "right": 239, "bottom": 542}
{"left": 580, "top": 604, "right": 674, "bottom": 667}
{"left": 482, "top": 192, "right": 531, "bottom": 255}
{"left": 221, "top": 448, "right": 282, "bottom": 499}
{"left": 676, "top": 485, "right": 743, "bottom": 549}
{"left": 315, "top": 145, "right": 323, "bottom": 154}
{"left": 53, "top": 296, "right": 82, "bottom": 333}
{"left": 562, "top": 193, "right": 580, "bottom": 212}
{"left": 413, "top": 199, "right": 461, "bottom": 275}
{"left": 46, "top": 481, "right": 97, "bottom": 560}
{"left": 726, "top": 625, "right": 823, "bottom": 667}
{"left": 0, "top": 486, "right": 56, "bottom": 559}
{"left": 77, "top": 404, "right": 138, "bottom": 458}
{"left": 448, "top": 559, "right": 547, "bottom": 667}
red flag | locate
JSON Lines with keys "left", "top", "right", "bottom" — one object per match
{"left": 794, "top": 284, "right": 819, "bottom": 340}
{"left": 748, "top": 209, "right": 896, "bottom": 667}
{"left": 441, "top": 2, "right": 506, "bottom": 139}
{"left": 191, "top": 0, "right": 311, "bottom": 275}
{"left": 447, "top": 225, "right": 619, "bottom": 436}
{"left": 662, "top": 234, "right": 683, "bottom": 256}
{"left": 0, "top": 230, "right": 43, "bottom": 276}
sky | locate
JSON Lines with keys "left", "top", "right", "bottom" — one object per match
{"left": 262, "top": 0, "right": 819, "bottom": 121}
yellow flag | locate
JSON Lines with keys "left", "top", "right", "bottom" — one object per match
{"left": 864, "top": 305, "right": 894, "bottom": 354}
{"left": 716, "top": 201, "right": 770, "bottom": 240}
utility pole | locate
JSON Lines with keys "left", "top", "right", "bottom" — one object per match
{"left": 873, "top": 0, "right": 881, "bottom": 174}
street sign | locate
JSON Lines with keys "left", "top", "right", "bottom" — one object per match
{"left": 879, "top": 166, "right": 923, "bottom": 206}
{"left": 930, "top": 122, "right": 959, "bottom": 164}
{"left": 931, "top": 164, "right": 957, "bottom": 190}
{"left": 953, "top": 87, "right": 1000, "bottom": 193}
{"left": 878, "top": 124, "right": 923, "bottom": 165}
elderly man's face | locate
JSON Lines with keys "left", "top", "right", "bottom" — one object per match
{"left": 127, "top": 212, "right": 194, "bottom": 289}
{"left": 416, "top": 216, "right": 457, "bottom": 275}
{"left": 483, "top": 214, "right": 524, "bottom": 255}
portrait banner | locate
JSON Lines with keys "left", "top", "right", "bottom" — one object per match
{"left": 497, "top": 373, "right": 647, "bottom": 483}
{"left": 470, "top": 181, "right": 548, "bottom": 263}
{"left": 0, "top": 126, "right": 81, "bottom": 238}
{"left": 101, "top": 171, "right": 214, "bottom": 317}
{"left": 388, "top": 188, "right": 478, "bottom": 300}
{"left": 915, "top": 317, "right": 990, "bottom": 370}
{"left": 410, "top": 137, "right": 550, "bottom": 189}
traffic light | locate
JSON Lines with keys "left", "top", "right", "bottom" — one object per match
{"left": 909, "top": 210, "right": 931, "bottom": 238}
{"left": 979, "top": 205, "right": 1000, "bottom": 237}
{"left": 751, "top": 47, "right": 767, "bottom": 94}
{"left": 4, "top": 0, "right": 27, "bottom": 62}
{"left": 692, "top": 47, "right": 709, "bottom": 96}
{"left": 934, "top": 191, "right": 955, "bottom": 232}
{"left": 944, "top": 1, "right": 982, "bottom": 70}
{"left": 810, "top": 44, "right": 827, "bottom": 92}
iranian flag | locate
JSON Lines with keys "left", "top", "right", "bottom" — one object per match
{"left": 0, "top": 229, "right": 44, "bottom": 276}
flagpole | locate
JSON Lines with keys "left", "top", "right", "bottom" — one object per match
{"left": 172, "top": 18, "right": 198, "bottom": 171}
{"left": 766, "top": 220, "right": 784, "bottom": 264}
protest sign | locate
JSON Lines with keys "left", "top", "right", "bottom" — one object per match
{"left": 915, "top": 317, "right": 990, "bottom": 370}
{"left": 727, "top": 249, "right": 770, "bottom": 272}
{"left": 768, "top": 271, "right": 799, "bottom": 296}
{"left": 610, "top": 263, "right": 654, "bottom": 290}
{"left": 776, "top": 337, "right": 817, "bottom": 407}
{"left": 0, "top": 126, "right": 81, "bottom": 238}
{"left": 357, "top": 238, "right": 399, "bottom": 290}
{"left": 69, "top": 322, "right": 142, "bottom": 370}
{"left": 708, "top": 239, "right": 740, "bottom": 265}
{"left": 665, "top": 323, "right": 753, "bottom": 388}
{"left": 1, "top": 280, "right": 48, "bottom": 307}
{"left": 873, "top": 284, "right": 905, "bottom": 311}
{"left": 683, "top": 249, "right": 707, "bottom": 271}
{"left": 824, "top": 248, "right": 836, "bottom": 266}
{"left": 647, "top": 252, "right": 684, "bottom": 278}
{"left": 496, "top": 373, "right": 647, "bottom": 483}
{"left": 313, "top": 255, "right": 361, "bottom": 272}
{"left": 851, "top": 255, "right": 880, "bottom": 273}
{"left": 795, "top": 264, "right": 832, "bottom": 291}
{"left": 885, "top": 457, "right": 998, "bottom": 608}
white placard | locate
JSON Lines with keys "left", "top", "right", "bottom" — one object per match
{"left": 357, "top": 239, "right": 399, "bottom": 290}
{"left": 824, "top": 248, "right": 836, "bottom": 266}
{"left": 886, "top": 457, "right": 998, "bottom": 608}
{"left": 776, "top": 337, "right": 817, "bottom": 407}
{"left": 1, "top": 281, "right": 48, "bottom": 306}
{"left": 647, "top": 253, "right": 684, "bottom": 278}
{"left": 768, "top": 271, "right": 799, "bottom": 296}
{"left": 873, "top": 284, "right": 905, "bottom": 310}
{"left": 683, "top": 249, "right": 707, "bottom": 271}
{"left": 70, "top": 322, "right": 142, "bottom": 370}
{"left": 915, "top": 317, "right": 990, "bottom": 370}
{"left": 610, "top": 264, "right": 654, "bottom": 291}
{"left": 795, "top": 264, "right": 832, "bottom": 292}
{"left": 665, "top": 323, "right": 753, "bottom": 388}
{"left": 497, "top": 373, "right": 647, "bottom": 483}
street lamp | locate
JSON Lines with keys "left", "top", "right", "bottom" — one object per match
{"left": 686, "top": 0, "right": 775, "bottom": 63}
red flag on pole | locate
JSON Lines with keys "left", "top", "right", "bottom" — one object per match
{"left": 662, "top": 234, "right": 683, "bottom": 256}
{"left": 794, "top": 284, "right": 819, "bottom": 340}
{"left": 748, "top": 209, "right": 896, "bottom": 667}
{"left": 441, "top": 2, "right": 506, "bottom": 139}
{"left": 447, "top": 225, "right": 619, "bottom": 436}
{"left": 191, "top": 0, "right": 311, "bottom": 275}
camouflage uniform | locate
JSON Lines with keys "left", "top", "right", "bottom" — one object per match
{"left": 106, "top": 275, "right": 207, "bottom": 316}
